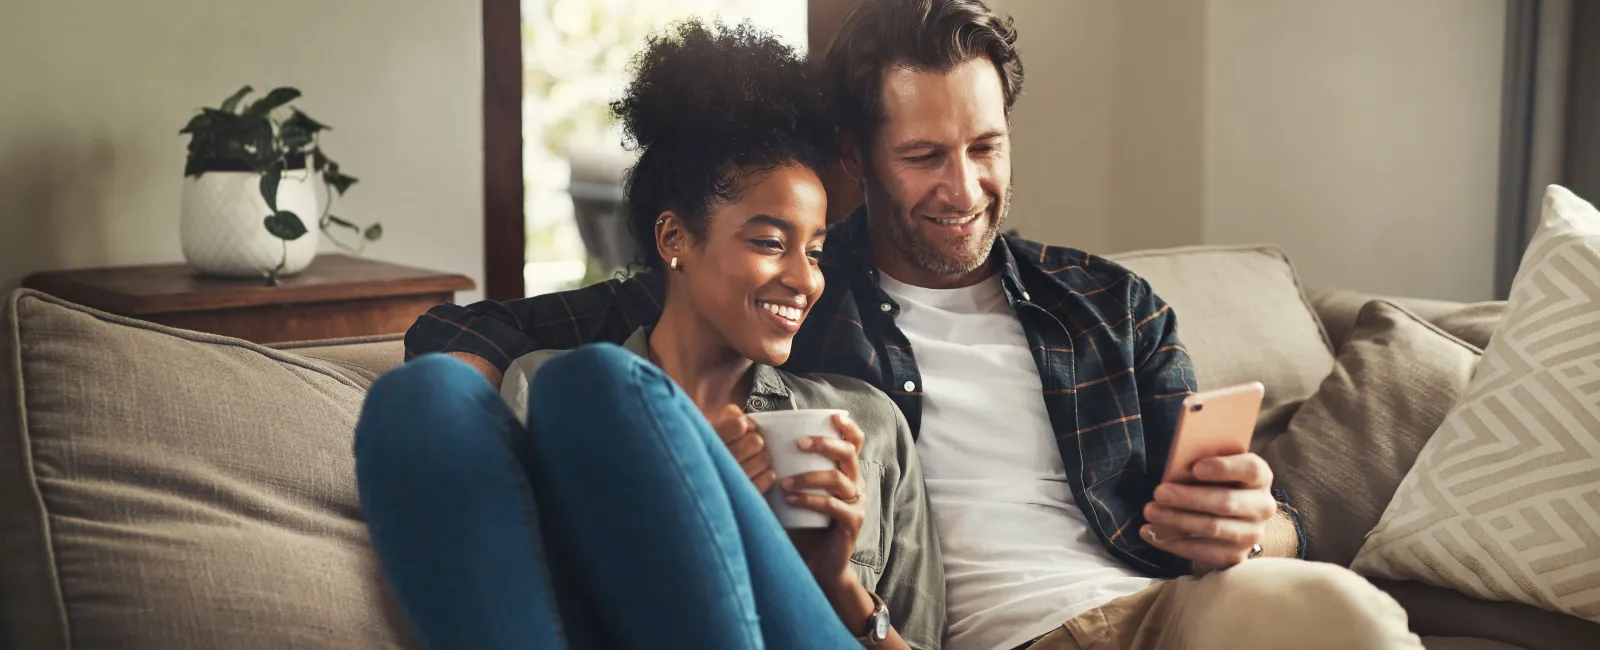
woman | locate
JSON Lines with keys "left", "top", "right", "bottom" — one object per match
{"left": 354, "top": 20, "right": 942, "bottom": 650}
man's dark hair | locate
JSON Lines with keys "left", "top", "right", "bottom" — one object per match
{"left": 824, "top": 0, "right": 1025, "bottom": 144}
{"left": 613, "top": 19, "right": 832, "bottom": 271}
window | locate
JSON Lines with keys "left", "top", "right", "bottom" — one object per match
{"left": 520, "top": 0, "right": 807, "bottom": 297}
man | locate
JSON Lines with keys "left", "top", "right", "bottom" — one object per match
{"left": 406, "top": 1, "right": 1422, "bottom": 648}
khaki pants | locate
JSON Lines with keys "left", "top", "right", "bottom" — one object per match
{"left": 1027, "top": 558, "right": 1423, "bottom": 650}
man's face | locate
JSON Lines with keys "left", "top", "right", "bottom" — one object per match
{"left": 860, "top": 57, "right": 1012, "bottom": 287}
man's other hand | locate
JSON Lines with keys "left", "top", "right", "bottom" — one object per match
{"left": 446, "top": 351, "right": 503, "bottom": 388}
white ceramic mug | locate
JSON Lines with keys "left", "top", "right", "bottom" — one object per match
{"left": 745, "top": 409, "right": 846, "bottom": 529}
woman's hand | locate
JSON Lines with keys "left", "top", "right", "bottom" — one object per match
{"left": 783, "top": 413, "right": 870, "bottom": 615}
{"left": 707, "top": 405, "right": 777, "bottom": 494}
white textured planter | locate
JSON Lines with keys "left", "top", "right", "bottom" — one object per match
{"left": 180, "top": 170, "right": 321, "bottom": 277}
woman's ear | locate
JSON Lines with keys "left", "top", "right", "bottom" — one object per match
{"left": 654, "top": 210, "right": 687, "bottom": 267}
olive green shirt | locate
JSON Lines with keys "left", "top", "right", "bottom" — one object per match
{"left": 502, "top": 328, "right": 946, "bottom": 649}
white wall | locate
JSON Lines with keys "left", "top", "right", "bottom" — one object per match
{"left": 1109, "top": 0, "right": 1207, "bottom": 253}
{"left": 991, "top": 0, "right": 1507, "bottom": 301}
{"left": 1202, "top": 0, "right": 1506, "bottom": 302}
{"left": 989, "top": 0, "right": 1116, "bottom": 253}
{"left": 0, "top": 0, "right": 485, "bottom": 301}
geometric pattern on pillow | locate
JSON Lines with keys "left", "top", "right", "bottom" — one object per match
{"left": 1351, "top": 185, "right": 1600, "bottom": 623}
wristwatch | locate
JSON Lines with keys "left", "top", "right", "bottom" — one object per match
{"left": 855, "top": 591, "right": 891, "bottom": 647}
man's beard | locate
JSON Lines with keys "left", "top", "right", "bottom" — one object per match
{"left": 879, "top": 184, "right": 1011, "bottom": 277}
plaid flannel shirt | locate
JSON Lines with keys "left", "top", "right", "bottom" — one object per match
{"left": 405, "top": 207, "right": 1307, "bottom": 577}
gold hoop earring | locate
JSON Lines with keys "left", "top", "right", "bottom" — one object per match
{"left": 669, "top": 257, "right": 681, "bottom": 272}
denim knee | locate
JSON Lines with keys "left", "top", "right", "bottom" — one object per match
{"left": 529, "top": 343, "right": 672, "bottom": 413}
{"left": 355, "top": 353, "right": 500, "bottom": 458}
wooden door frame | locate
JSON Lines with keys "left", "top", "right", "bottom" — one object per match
{"left": 482, "top": 0, "right": 523, "bottom": 301}
{"left": 480, "top": 0, "right": 856, "bottom": 300}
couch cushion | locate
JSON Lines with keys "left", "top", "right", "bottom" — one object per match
{"left": 0, "top": 289, "right": 414, "bottom": 650}
{"left": 1430, "top": 301, "right": 1508, "bottom": 351}
{"left": 1307, "top": 288, "right": 1505, "bottom": 353}
{"left": 1353, "top": 184, "right": 1600, "bottom": 624}
{"left": 274, "top": 335, "right": 406, "bottom": 386}
{"left": 1110, "top": 245, "right": 1334, "bottom": 446}
{"left": 1419, "top": 639, "right": 1527, "bottom": 650}
{"left": 1263, "top": 301, "right": 1482, "bottom": 567}
{"left": 1305, "top": 288, "right": 1379, "bottom": 353}
{"left": 1378, "top": 578, "right": 1600, "bottom": 650}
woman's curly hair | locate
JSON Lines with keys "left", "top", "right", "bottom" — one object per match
{"left": 612, "top": 19, "right": 833, "bottom": 271}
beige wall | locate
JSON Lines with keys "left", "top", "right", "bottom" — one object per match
{"left": 993, "top": 0, "right": 1506, "bottom": 301}
{"left": 1202, "top": 0, "right": 1506, "bottom": 302}
{"left": 989, "top": 0, "right": 1115, "bottom": 253}
{"left": 1109, "top": 0, "right": 1207, "bottom": 253}
{"left": 0, "top": 0, "right": 485, "bottom": 301}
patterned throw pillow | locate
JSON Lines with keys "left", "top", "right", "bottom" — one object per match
{"left": 1351, "top": 184, "right": 1600, "bottom": 622}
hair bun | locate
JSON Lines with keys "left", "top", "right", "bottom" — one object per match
{"left": 612, "top": 20, "right": 826, "bottom": 153}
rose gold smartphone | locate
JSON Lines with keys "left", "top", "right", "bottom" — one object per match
{"left": 1162, "top": 382, "right": 1264, "bottom": 484}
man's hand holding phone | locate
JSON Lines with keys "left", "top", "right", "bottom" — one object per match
{"left": 1140, "top": 382, "right": 1288, "bottom": 571}
{"left": 1142, "top": 453, "right": 1279, "bottom": 571}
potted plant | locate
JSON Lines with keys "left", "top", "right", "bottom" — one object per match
{"left": 178, "top": 85, "right": 381, "bottom": 285}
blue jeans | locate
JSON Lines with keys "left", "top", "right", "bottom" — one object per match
{"left": 354, "top": 345, "right": 858, "bottom": 650}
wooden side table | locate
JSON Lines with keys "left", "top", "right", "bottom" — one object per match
{"left": 23, "top": 255, "right": 475, "bottom": 345}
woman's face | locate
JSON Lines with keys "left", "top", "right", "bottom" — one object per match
{"left": 662, "top": 162, "right": 828, "bottom": 367}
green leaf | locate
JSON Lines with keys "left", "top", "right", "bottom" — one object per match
{"left": 326, "top": 214, "right": 360, "bottom": 232}
{"left": 325, "top": 170, "right": 358, "bottom": 195}
{"left": 200, "top": 108, "right": 241, "bottom": 130}
{"left": 263, "top": 211, "right": 308, "bottom": 241}
{"left": 179, "top": 113, "right": 212, "bottom": 135}
{"left": 283, "top": 110, "right": 329, "bottom": 134}
{"left": 220, "top": 85, "right": 254, "bottom": 113}
{"left": 241, "top": 116, "right": 277, "bottom": 167}
{"left": 279, "top": 110, "right": 325, "bottom": 151}
{"left": 259, "top": 160, "right": 284, "bottom": 212}
{"left": 280, "top": 124, "right": 313, "bottom": 151}
{"left": 183, "top": 155, "right": 208, "bottom": 178}
{"left": 243, "top": 87, "right": 301, "bottom": 117}
{"left": 362, "top": 223, "right": 383, "bottom": 242}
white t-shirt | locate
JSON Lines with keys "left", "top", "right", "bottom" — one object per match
{"left": 878, "top": 273, "right": 1156, "bottom": 650}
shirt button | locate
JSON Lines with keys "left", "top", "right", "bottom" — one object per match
{"left": 746, "top": 396, "right": 767, "bottom": 411}
{"left": 879, "top": 302, "right": 892, "bottom": 313}
{"left": 903, "top": 381, "right": 916, "bottom": 392}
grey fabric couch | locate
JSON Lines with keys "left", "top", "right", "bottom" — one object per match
{"left": 3, "top": 243, "right": 1596, "bottom": 649}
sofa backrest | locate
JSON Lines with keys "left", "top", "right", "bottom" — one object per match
{"left": 1107, "top": 244, "right": 1337, "bottom": 446}
{"left": 0, "top": 290, "right": 416, "bottom": 650}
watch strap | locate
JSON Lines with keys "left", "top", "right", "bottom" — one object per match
{"left": 854, "top": 591, "right": 889, "bottom": 646}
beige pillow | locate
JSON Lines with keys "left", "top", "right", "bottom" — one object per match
{"left": 1263, "top": 301, "right": 1481, "bottom": 567}
{"left": 1430, "top": 302, "right": 1508, "bottom": 351}
{"left": 0, "top": 290, "right": 415, "bottom": 650}
{"left": 1353, "top": 185, "right": 1600, "bottom": 622}
{"left": 1110, "top": 245, "right": 1334, "bottom": 445}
